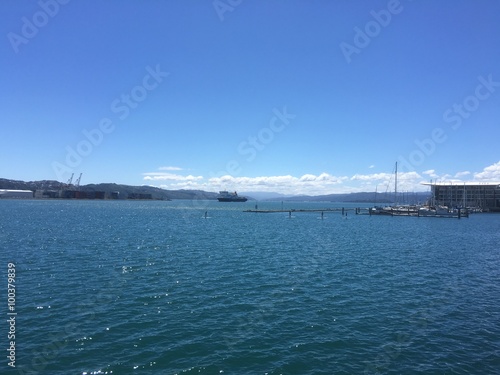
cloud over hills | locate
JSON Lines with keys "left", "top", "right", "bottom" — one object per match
{"left": 142, "top": 161, "right": 500, "bottom": 196}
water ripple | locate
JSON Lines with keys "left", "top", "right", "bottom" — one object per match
{"left": 1, "top": 200, "right": 499, "bottom": 374}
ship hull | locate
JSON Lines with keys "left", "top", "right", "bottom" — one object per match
{"left": 217, "top": 190, "right": 247, "bottom": 202}
{"left": 217, "top": 197, "right": 247, "bottom": 202}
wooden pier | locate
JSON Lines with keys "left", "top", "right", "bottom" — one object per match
{"left": 243, "top": 207, "right": 365, "bottom": 215}
{"left": 243, "top": 206, "right": 468, "bottom": 219}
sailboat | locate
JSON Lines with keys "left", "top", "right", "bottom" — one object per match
{"left": 369, "top": 164, "right": 467, "bottom": 218}
{"left": 369, "top": 162, "right": 420, "bottom": 215}
{"left": 369, "top": 162, "right": 399, "bottom": 215}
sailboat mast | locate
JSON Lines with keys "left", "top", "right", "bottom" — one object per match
{"left": 394, "top": 161, "right": 398, "bottom": 204}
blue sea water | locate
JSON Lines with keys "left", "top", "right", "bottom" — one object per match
{"left": 1, "top": 199, "right": 499, "bottom": 374}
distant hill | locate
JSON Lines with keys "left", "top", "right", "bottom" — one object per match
{"left": 0, "top": 178, "right": 219, "bottom": 200}
{"left": 270, "top": 191, "right": 431, "bottom": 204}
{"left": 81, "top": 183, "right": 219, "bottom": 200}
{"left": 239, "top": 191, "right": 292, "bottom": 201}
{"left": 0, "top": 178, "right": 430, "bottom": 203}
{"left": 0, "top": 179, "right": 63, "bottom": 191}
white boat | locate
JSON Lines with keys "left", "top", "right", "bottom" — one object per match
{"left": 418, "top": 205, "right": 461, "bottom": 217}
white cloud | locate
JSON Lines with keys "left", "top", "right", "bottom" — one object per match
{"left": 159, "top": 181, "right": 207, "bottom": 189}
{"left": 208, "top": 173, "right": 348, "bottom": 195}
{"left": 474, "top": 161, "right": 500, "bottom": 181}
{"left": 158, "top": 166, "right": 183, "bottom": 171}
{"left": 350, "top": 172, "right": 392, "bottom": 182}
{"left": 349, "top": 171, "right": 425, "bottom": 192}
{"left": 143, "top": 172, "right": 203, "bottom": 181}
{"left": 368, "top": 165, "right": 375, "bottom": 169}
{"left": 392, "top": 172, "right": 424, "bottom": 191}
{"left": 454, "top": 171, "right": 471, "bottom": 178}
{"left": 143, "top": 166, "right": 201, "bottom": 182}
{"left": 141, "top": 168, "right": 436, "bottom": 195}
{"left": 422, "top": 169, "right": 439, "bottom": 178}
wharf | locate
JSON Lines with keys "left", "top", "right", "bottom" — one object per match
{"left": 244, "top": 207, "right": 363, "bottom": 214}
{"left": 243, "top": 206, "right": 468, "bottom": 219}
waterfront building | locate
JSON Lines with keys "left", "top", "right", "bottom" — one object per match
{"left": 422, "top": 182, "right": 500, "bottom": 212}
{"left": 0, "top": 189, "right": 34, "bottom": 198}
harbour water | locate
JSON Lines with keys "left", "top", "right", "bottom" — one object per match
{"left": 1, "top": 199, "right": 499, "bottom": 374}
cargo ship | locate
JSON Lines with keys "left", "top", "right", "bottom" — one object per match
{"left": 217, "top": 191, "right": 247, "bottom": 202}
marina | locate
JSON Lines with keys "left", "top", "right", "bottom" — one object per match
{"left": 227, "top": 162, "right": 472, "bottom": 219}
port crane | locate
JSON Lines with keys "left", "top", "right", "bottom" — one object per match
{"left": 66, "top": 173, "right": 74, "bottom": 187}
{"left": 74, "top": 173, "right": 82, "bottom": 188}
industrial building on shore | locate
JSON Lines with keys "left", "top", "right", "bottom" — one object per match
{"left": 422, "top": 182, "right": 500, "bottom": 212}
{"left": 0, "top": 189, "right": 34, "bottom": 199}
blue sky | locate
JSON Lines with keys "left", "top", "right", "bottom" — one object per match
{"left": 2, "top": 0, "right": 500, "bottom": 195}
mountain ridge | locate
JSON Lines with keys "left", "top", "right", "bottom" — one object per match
{"left": 0, "top": 178, "right": 430, "bottom": 203}
{"left": 0, "top": 178, "right": 218, "bottom": 200}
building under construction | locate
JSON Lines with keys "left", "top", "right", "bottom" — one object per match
{"left": 423, "top": 182, "right": 500, "bottom": 212}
